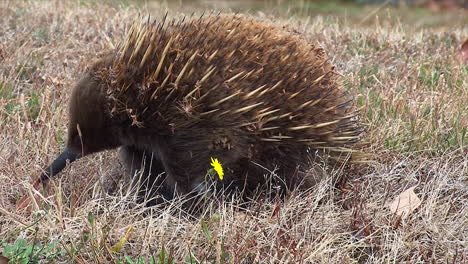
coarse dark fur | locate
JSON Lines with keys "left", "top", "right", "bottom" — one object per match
{"left": 38, "top": 14, "right": 362, "bottom": 205}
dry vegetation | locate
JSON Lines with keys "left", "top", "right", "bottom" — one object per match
{"left": 0, "top": 1, "right": 466, "bottom": 263}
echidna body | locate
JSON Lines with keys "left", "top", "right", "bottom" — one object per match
{"left": 40, "top": 14, "right": 361, "bottom": 202}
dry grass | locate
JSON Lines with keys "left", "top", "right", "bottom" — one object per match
{"left": 0, "top": 0, "right": 467, "bottom": 263}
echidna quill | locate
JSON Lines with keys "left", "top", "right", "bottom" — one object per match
{"left": 24, "top": 14, "right": 362, "bottom": 206}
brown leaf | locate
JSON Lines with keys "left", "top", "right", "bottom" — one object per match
{"left": 16, "top": 178, "right": 43, "bottom": 214}
{"left": 460, "top": 39, "right": 468, "bottom": 63}
{"left": 388, "top": 186, "right": 422, "bottom": 219}
{"left": 270, "top": 200, "right": 281, "bottom": 218}
{"left": 0, "top": 255, "right": 9, "bottom": 264}
{"left": 428, "top": 0, "right": 462, "bottom": 11}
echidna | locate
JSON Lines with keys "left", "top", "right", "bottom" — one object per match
{"left": 34, "top": 14, "right": 362, "bottom": 203}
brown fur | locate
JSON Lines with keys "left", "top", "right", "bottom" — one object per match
{"left": 42, "top": 14, "right": 362, "bottom": 204}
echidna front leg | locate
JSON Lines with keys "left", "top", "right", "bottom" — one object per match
{"left": 157, "top": 129, "right": 255, "bottom": 197}
{"left": 119, "top": 146, "right": 169, "bottom": 205}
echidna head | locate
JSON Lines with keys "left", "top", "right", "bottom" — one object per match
{"left": 66, "top": 73, "right": 120, "bottom": 156}
{"left": 39, "top": 73, "right": 121, "bottom": 183}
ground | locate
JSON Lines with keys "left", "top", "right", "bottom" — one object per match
{"left": 0, "top": 1, "right": 466, "bottom": 263}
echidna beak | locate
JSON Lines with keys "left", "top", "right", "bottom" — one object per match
{"left": 39, "top": 147, "right": 81, "bottom": 184}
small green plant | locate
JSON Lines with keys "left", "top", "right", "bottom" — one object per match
{"left": 198, "top": 217, "right": 230, "bottom": 264}
{"left": 32, "top": 26, "right": 50, "bottom": 46}
{"left": 0, "top": 81, "right": 15, "bottom": 100}
{"left": 26, "top": 92, "right": 41, "bottom": 121}
{"left": 2, "top": 238, "right": 67, "bottom": 263}
{"left": 115, "top": 246, "right": 176, "bottom": 264}
{"left": 0, "top": 207, "right": 66, "bottom": 263}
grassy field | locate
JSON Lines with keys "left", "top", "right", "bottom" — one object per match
{"left": 0, "top": 0, "right": 467, "bottom": 263}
